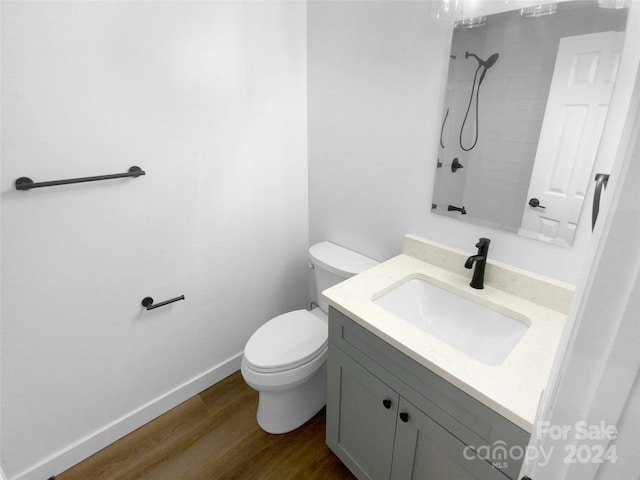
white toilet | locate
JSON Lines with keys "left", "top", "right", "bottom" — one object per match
{"left": 241, "top": 241, "right": 378, "bottom": 434}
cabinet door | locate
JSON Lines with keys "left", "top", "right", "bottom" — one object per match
{"left": 327, "top": 346, "right": 399, "bottom": 480}
{"left": 391, "top": 398, "right": 508, "bottom": 480}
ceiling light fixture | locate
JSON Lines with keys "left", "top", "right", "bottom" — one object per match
{"left": 597, "top": 0, "right": 630, "bottom": 8}
{"left": 431, "top": 0, "right": 463, "bottom": 20}
{"left": 455, "top": 16, "right": 488, "bottom": 29}
{"left": 520, "top": 4, "right": 558, "bottom": 17}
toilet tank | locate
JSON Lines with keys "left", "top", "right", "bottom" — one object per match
{"left": 308, "top": 241, "right": 379, "bottom": 313}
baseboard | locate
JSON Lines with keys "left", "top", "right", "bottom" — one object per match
{"left": 10, "top": 352, "right": 243, "bottom": 480}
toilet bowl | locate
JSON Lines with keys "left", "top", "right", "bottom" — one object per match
{"left": 241, "top": 241, "right": 378, "bottom": 434}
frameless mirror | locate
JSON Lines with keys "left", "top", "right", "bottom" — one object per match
{"left": 431, "top": 1, "right": 627, "bottom": 247}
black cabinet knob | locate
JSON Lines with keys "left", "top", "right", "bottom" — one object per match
{"left": 382, "top": 399, "right": 392, "bottom": 409}
{"left": 399, "top": 412, "right": 409, "bottom": 423}
{"left": 521, "top": 476, "right": 533, "bottom": 480}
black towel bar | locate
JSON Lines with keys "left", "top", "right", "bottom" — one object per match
{"left": 15, "top": 166, "right": 145, "bottom": 191}
{"left": 142, "top": 295, "right": 185, "bottom": 311}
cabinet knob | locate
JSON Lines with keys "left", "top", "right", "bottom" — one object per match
{"left": 521, "top": 477, "right": 533, "bottom": 480}
{"left": 382, "top": 399, "right": 392, "bottom": 409}
{"left": 399, "top": 412, "right": 409, "bottom": 423}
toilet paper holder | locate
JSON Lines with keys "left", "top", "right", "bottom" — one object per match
{"left": 142, "top": 294, "right": 185, "bottom": 310}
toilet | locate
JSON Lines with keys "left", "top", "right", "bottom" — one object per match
{"left": 241, "top": 241, "right": 378, "bottom": 434}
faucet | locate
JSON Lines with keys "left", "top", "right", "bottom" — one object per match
{"left": 447, "top": 204, "right": 467, "bottom": 215}
{"left": 464, "top": 238, "right": 491, "bottom": 289}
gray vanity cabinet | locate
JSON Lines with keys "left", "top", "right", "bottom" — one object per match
{"left": 327, "top": 346, "right": 398, "bottom": 480}
{"left": 390, "top": 398, "right": 508, "bottom": 480}
{"left": 326, "top": 307, "right": 529, "bottom": 480}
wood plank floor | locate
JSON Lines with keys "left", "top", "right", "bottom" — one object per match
{"left": 56, "top": 371, "right": 356, "bottom": 480}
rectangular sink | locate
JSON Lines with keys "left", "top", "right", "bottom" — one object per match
{"left": 373, "top": 278, "right": 529, "bottom": 366}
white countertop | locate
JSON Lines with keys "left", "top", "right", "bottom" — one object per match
{"left": 322, "top": 237, "right": 573, "bottom": 433}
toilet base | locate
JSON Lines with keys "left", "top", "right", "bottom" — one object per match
{"left": 255, "top": 363, "right": 327, "bottom": 434}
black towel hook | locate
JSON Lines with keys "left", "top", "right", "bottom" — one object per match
{"left": 592, "top": 173, "right": 610, "bottom": 231}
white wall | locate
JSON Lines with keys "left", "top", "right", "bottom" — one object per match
{"left": 0, "top": 2, "right": 307, "bottom": 479}
{"left": 307, "top": 0, "right": 633, "bottom": 284}
{"left": 308, "top": 0, "right": 452, "bottom": 265}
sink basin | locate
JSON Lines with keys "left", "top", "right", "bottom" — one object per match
{"left": 373, "top": 278, "right": 529, "bottom": 366}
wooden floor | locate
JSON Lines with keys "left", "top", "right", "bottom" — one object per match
{"left": 57, "top": 372, "right": 356, "bottom": 480}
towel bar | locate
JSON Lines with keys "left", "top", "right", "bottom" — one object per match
{"left": 15, "top": 166, "right": 145, "bottom": 191}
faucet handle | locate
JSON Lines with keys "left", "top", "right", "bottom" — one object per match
{"left": 476, "top": 238, "right": 491, "bottom": 249}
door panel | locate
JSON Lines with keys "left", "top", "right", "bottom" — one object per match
{"left": 326, "top": 346, "right": 399, "bottom": 480}
{"left": 520, "top": 31, "right": 623, "bottom": 246}
{"left": 391, "top": 398, "right": 508, "bottom": 480}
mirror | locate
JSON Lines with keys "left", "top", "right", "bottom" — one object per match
{"left": 431, "top": 1, "right": 627, "bottom": 247}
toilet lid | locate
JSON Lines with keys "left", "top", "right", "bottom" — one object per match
{"left": 244, "top": 310, "right": 328, "bottom": 373}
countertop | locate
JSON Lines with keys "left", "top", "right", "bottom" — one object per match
{"left": 322, "top": 236, "right": 573, "bottom": 433}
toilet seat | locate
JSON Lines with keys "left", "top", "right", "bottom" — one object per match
{"left": 244, "top": 309, "right": 328, "bottom": 373}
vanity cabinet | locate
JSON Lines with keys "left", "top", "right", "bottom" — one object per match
{"left": 328, "top": 346, "right": 397, "bottom": 479}
{"left": 326, "top": 307, "right": 530, "bottom": 480}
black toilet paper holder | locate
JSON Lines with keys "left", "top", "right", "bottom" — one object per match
{"left": 142, "top": 295, "right": 185, "bottom": 310}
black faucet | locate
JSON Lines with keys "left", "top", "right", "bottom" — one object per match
{"left": 464, "top": 238, "right": 490, "bottom": 289}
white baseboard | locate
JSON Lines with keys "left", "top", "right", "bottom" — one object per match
{"left": 10, "top": 352, "right": 243, "bottom": 480}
